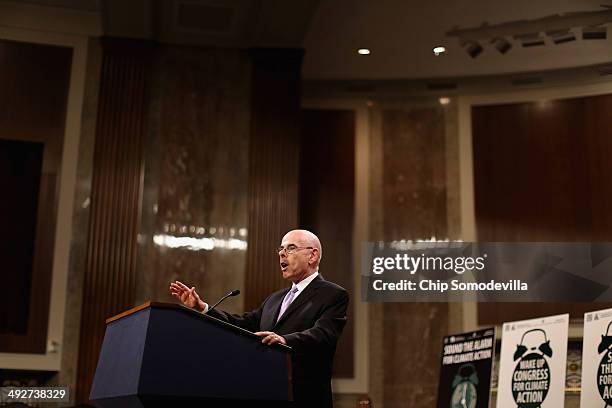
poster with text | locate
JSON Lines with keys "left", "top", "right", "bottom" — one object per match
{"left": 496, "top": 313, "right": 569, "bottom": 408}
{"left": 580, "top": 307, "right": 612, "bottom": 407}
{"left": 436, "top": 327, "right": 495, "bottom": 408}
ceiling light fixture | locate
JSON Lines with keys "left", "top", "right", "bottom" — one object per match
{"left": 446, "top": 6, "right": 612, "bottom": 57}
{"left": 433, "top": 46, "right": 446, "bottom": 56}
{"left": 583, "top": 26, "right": 607, "bottom": 39}
{"left": 439, "top": 97, "right": 451, "bottom": 105}
{"left": 357, "top": 48, "right": 371, "bottom": 55}
{"left": 546, "top": 29, "right": 576, "bottom": 44}
{"left": 515, "top": 33, "right": 546, "bottom": 47}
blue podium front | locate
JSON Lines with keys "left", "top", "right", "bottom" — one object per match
{"left": 90, "top": 302, "right": 292, "bottom": 407}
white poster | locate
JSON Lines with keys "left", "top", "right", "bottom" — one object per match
{"left": 580, "top": 307, "right": 612, "bottom": 408}
{"left": 496, "top": 313, "right": 569, "bottom": 408}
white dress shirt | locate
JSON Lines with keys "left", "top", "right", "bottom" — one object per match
{"left": 202, "top": 271, "right": 320, "bottom": 313}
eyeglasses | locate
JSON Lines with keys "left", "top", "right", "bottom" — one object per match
{"left": 276, "top": 244, "right": 314, "bottom": 255}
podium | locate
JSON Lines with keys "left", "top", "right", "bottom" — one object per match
{"left": 90, "top": 302, "right": 293, "bottom": 407}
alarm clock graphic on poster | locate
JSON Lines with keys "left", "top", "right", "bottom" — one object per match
{"left": 511, "top": 329, "right": 552, "bottom": 408}
{"left": 597, "top": 321, "right": 612, "bottom": 406}
{"left": 450, "top": 363, "right": 478, "bottom": 408}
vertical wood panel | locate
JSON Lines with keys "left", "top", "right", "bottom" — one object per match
{"left": 244, "top": 48, "right": 303, "bottom": 311}
{"left": 76, "top": 38, "right": 153, "bottom": 403}
{"left": 473, "top": 94, "right": 612, "bottom": 324}
{"left": 299, "top": 109, "right": 355, "bottom": 378}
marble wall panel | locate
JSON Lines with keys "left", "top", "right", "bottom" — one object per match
{"left": 51, "top": 38, "right": 102, "bottom": 404}
{"left": 381, "top": 108, "right": 447, "bottom": 241}
{"left": 383, "top": 303, "right": 449, "bottom": 408}
{"left": 137, "top": 46, "right": 251, "bottom": 313}
{"left": 377, "top": 106, "right": 451, "bottom": 407}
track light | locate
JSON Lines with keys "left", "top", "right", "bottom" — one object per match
{"left": 462, "top": 41, "right": 483, "bottom": 58}
{"left": 583, "top": 26, "right": 607, "bottom": 39}
{"left": 547, "top": 29, "right": 576, "bottom": 44}
{"left": 515, "top": 33, "right": 545, "bottom": 47}
{"left": 447, "top": 6, "right": 612, "bottom": 58}
{"left": 490, "top": 37, "right": 512, "bottom": 53}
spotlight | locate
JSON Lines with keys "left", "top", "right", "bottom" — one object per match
{"left": 357, "top": 48, "right": 371, "bottom": 55}
{"left": 583, "top": 26, "right": 607, "bottom": 40}
{"left": 515, "top": 33, "right": 545, "bottom": 47}
{"left": 490, "top": 37, "right": 512, "bottom": 54}
{"left": 462, "top": 41, "right": 483, "bottom": 58}
{"left": 547, "top": 29, "right": 576, "bottom": 44}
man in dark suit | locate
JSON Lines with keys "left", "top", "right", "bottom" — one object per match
{"left": 169, "top": 229, "right": 349, "bottom": 407}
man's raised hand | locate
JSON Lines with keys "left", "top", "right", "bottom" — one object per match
{"left": 169, "top": 280, "right": 206, "bottom": 311}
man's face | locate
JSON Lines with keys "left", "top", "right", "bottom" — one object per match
{"left": 278, "top": 231, "right": 313, "bottom": 283}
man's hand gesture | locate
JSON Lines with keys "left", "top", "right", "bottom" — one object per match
{"left": 169, "top": 280, "right": 206, "bottom": 312}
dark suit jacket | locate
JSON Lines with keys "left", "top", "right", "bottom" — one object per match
{"left": 207, "top": 274, "right": 349, "bottom": 407}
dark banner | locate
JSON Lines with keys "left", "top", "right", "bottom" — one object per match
{"left": 436, "top": 328, "right": 495, "bottom": 408}
{"left": 362, "top": 242, "right": 612, "bottom": 302}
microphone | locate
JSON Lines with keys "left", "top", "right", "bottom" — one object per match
{"left": 207, "top": 289, "right": 240, "bottom": 313}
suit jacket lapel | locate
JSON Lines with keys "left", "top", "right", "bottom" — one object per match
{"left": 274, "top": 275, "right": 322, "bottom": 328}
{"left": 261, "top": 288, "right": 289, "bottom": 331}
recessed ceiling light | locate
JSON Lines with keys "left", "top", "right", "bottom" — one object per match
{"left": 433, "top": 46, "right": 446, "bottom": 56}
{"left": 357, "top": 48, "right": 371, "bottom": 55}
{"left": 439, "top": 97, "right": 451, "bottom": 105}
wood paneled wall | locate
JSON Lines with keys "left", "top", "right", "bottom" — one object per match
{"left": 299, "top": 109, "right": 355, "bottom": 378}
{"left": 243, "top": 48, "right": 303, "bottom": 311}
{"left": 472, "top": 94, "right": 612, "bottom": 323}
{"left": 76, "top": 38, "right": 154, "bottom": 403}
